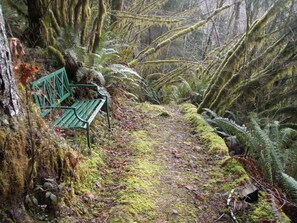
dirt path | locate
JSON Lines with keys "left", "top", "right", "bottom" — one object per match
{"left": 93, "top": 102, "right": 229, "bottom": 223}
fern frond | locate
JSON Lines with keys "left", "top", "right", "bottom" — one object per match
{"left": 268, "top": 121, "right": 281, "bottom": 149}
{"left": 107, "top": 64, "right": 142, "bottom": 80}
{"left": 281, "top": 173, "right": 297, "bottom": 198}
{"left": 202, "top": 108, "right": 219, "bottom": 119}
{"left": 249, "top": 113, "right": 284, "bottom": 182}
{"left": 180, "top": 77, "right": 193, "bottom": 94}
{"left": 280, "top": 128, "right": 297, "bottom": 144}
{"left": 249, "top": 113, "right": 271, "bottom": 148}
{"left": 213, "top": 117, "right": 248, "bottom": 144}
{"left": 224, "top": 110, "right": 241, "bottom": 124}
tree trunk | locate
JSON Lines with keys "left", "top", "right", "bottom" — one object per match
{"left": 88, "top": 0, "right": 106, "bottom": 53}
{"left": 0, "top": 6, "right": 21, "bottom": 117}
{"left": 110, "top": 0, "right": 123, "bottom": 24}
{"left": 26, "top": 0, "right": 46, "bottom": 47}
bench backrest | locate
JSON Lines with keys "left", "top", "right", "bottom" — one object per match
{"left": 31, "top": 68, "right": 71, "bottom": 117}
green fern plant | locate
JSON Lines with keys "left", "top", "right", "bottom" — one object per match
{"left": 203, "top": 108, "right": 250, "bottom": 155}
{"left": 282, "top": 173, "right": 297, "bottom": 198}
{"left": 103, "top": 63, "right": 143, "bottom": 98}
{"left": 203, "top": 109, "right": 297, "bottom": 197}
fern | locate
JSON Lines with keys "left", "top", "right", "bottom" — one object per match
{"left": 203, "top": 108, "right": 249, "bottom": 144}
{"left": 281, "top": 173, "right": 297, "bottom": 198}
{"left": 202, "top": 108, "right": 219, "bottom": 119}
{"left": 250, "top": 113, "right": 280, "bottom": 182}
{"left": 107, "top": 64, "right": 142, "bottom": 79}
{"left": 281, "top": 128, "right": 297, "bottom": 147}
{"left": 143, "top": 86, "right": 161, "bottom": 104}
{"left": 225, "top": 110, "right": 241, "bottom": 124}
{"left": 203, "top": 110, "right": 297, "bottom": 191}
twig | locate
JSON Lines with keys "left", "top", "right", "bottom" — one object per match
{"left": 227, "top": 189, "right": 239, "bottom": 223}
{"left": 215, "top": 213, "right": 225, "bottom": 222}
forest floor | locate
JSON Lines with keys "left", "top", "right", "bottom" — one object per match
{"left": 55, "top": 99, "right": 278, "bottom": 223}
{"left": 94, "top": 101, "right": 229, "bottom": 223}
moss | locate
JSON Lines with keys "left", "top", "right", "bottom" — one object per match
{"left": 180, "top": 103, "right": 228, "bottom": 155}
{"left": 109, "top": 129, "right": 160, "bottom": 222}
{"left": 235, "top": 193, "right": 292, "bottom": 223}
{"left": 75, "top": 149, "right": 105, "bottom": 194}
{"left": 0, "top": 118, "right": 27, "bottom": 201}
{"left": 49, "top": 10, "right": 61, "bottom": 34}
{"left": 130, "top": 131, "right": 158, "bottom": 155}
{"left": 221, "top": 158, "right": 250, "bottom": 192}
{"left": 137, "top": 102, "right": 172, "bottom": 117}
{"left": 250, "top": 197, "right": 275, "bottom": 221}
{"left": 48, "top": 45, "right": 66, "bottom": 65}
{"left": 159, "top": 110, "right": 172, "bottom": 117}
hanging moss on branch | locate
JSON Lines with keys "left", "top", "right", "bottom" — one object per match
{"left": 48, "top": 45, "right": 66, "bottom": 65}
{"left": 197, "top": 0, "right": 292, "bottom": 114}
{"left": 215, "top": 39, "right": 297, "bottom": 114}
{"left": 60, "top": 0, "right": 68, "bottom": 27}
{"left": 49, "top": 9, "right": 61, "bottom": 35}
{"left": 113, "top": 12, "right": 183, "bottom": 24}
{"left": 128, "top": 4, "right": 231, "bottom": 67}
{"left": 139, "top": 59, "right": 201, "bottom": 66}
{"left": 151, "top": 65, "right": 191, "bottom": 90}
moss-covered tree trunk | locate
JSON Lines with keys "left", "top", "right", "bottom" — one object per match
{"left": 197, "top": 0, "right": 292, "bottom": 114}
{"left": 0, "top": 6, "right": 21, "bottom": 117}
{"left": 110, "top": 0, "right": 123, "bottom": 24}
{"left": 88, "top": 0, "right": 106, "bottom": 53}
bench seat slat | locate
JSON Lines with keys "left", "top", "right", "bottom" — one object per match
{"left": 66, "top": 100, "right": 99, "bottom": 128}
{"left": 52, "top": 99, "right": 105, "bottom": 129}
{"left": 86, "top": 99, "right": 105, "bottom": 124}
{"left": 69, "top": 100, "right": 102, "bottom": 128}
{"left": 52, "top": 100, "right": 92, "bottom": 128}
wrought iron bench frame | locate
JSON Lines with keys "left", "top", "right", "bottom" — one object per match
{"left": 31, "top": 67, "right": 110, "bottom": 148}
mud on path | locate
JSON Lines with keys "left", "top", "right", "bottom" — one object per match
{"left": 94, "top": 102, "right": 230, "bottom": 223}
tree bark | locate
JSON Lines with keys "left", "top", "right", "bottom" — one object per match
{"left": 0, "top": 6, "right": 21, "bottom": 117}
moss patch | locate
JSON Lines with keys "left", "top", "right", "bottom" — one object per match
{"left": 75, "top": 148, "right": 105, "bottom": 194}
{"left": 137, "top": 102, "right": 173, "bottom": 118}
{"left": 179, "top": 103, "right": 228, "bottom": 155}
{"left": 109, "top": 129, "right": 160, "bottom": 222}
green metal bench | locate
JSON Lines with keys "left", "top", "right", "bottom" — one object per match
{"left": 31, "top": 67, "right": 110, "bottom": 148}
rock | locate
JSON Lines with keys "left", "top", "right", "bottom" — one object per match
{"left": 172, "top": 209, "right": 178, "bottom": 215}
{"left": 1, "top": 118, "right": 9, "bottom": 126}
{"left": 159, "top": 111, "right": 171, "bottom": 117}
{"left": 239, "top": 183, "right": 258, "bottom": 203}
{"left": 134, "top": 188, "right": 143, "bottom": 193}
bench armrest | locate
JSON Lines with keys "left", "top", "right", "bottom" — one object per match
{"left": 41, "top": 106, "right": 88, "bottom": 124}
{"left": 69, "top": 83, "right": 107, "bottom": 99}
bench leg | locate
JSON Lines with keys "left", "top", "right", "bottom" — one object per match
{"left": 105, "top": 96, "right": 111, "bottom": 130}
{"left": 87, "top": 124, "right": 91, "bottom": 148}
